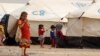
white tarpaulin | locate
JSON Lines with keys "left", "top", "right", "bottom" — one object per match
{"left": 82, "top": 3, "right": 100, "bottom": 36}
{"left": 83, "top": 18, "right": 100, "bottom": 36}
{"left": 66, "top": 18, "right": 82, "bottom": 36}
{"left": 0, "top": 3, "right": 25, "bottom": 14}
{"left": 67, "top": 2, "right": 100, "bottom": 36}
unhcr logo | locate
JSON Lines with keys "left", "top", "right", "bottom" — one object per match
{"left": 32, "top": 10, "right": 45, "bottom": 16}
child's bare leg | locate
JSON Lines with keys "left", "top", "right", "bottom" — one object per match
{"left": 21, "top": 47, "right": 28, "bottom": 56}
{"left": 54, "top": 40, "right": 57, "bottom": 48}
{"left": 21, "top": 47, "right": 24, "bottom": 56}
{"left": 40, "top": 40, "right": 42, "bottom": 47}
{"left": 51, "top": 40, "right": 53, "bottom": 47}
{"left": 24, "top": 47, "right": 26, "bottom": 55}
{"left": 40, "top": 40, "right": 44, "bottom": 48}
{"left": 40, "top": 39, "right": 44, "bottom": 48}
{"left": 42, "top": 39, "right": 45, "bottom": 47}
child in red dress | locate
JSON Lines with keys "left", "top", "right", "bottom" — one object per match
{"left": 18, "top": 12, "right": 30, "bottom": 56}
{"left": 38, "top": 24, "right": 45, "bottom": 48}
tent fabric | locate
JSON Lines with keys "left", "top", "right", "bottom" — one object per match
{"left": 0, "top": 3, "right": 25, "bottom": 14}
{"left": 82, "top": 18, "right": 100, "bottom": 36}
{"left": 81, "top": 3, "right": 100, "bottom": 36}
{"left": 83, "top": 3, "right": 100, "bottom": 19}
{"left": 0, "top": 3, "right": 25, "bottom": 21}
{"left": 66, "top": 18, "right": 82, "bottom": 36}
{"left": 66, "top": 2, "right": 99, "bottom": 36}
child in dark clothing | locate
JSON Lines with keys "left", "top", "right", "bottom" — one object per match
{"left": 56, "top": 23, "right": 64, "bottom": 40}
{"left": 56, "top": 23, "right": 66, "bottom": 48}
{"left": 50, "top": 25, "right": 57, "bottom": 48}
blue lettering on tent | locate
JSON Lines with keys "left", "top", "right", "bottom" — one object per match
{"left": 32, "top": 10, "right": 45, "bottom": 16}
{"left": 40, "top": 10, "right": 45, "bottom": 16}
{"left": 32, "top": 11, "right": 38, "bottom": 15}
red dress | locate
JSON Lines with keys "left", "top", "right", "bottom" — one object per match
{"left": 38, "top": 28, "right": 45, "bottom": 36}
{"left": 18, "top": 19, "right": 30, "bottom": 48}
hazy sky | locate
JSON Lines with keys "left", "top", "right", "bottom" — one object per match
{"left": 0, "top": 0, "right": 29, "bottom": 3}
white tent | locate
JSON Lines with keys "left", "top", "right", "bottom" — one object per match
{"left": 66, "top": 1, "right": 93, "bottom": 36}
{"left": 82, "top": 3, "right": 100, "bottom": 36}
{"left": 67, "top": 2, "right": 100, "bottom": 37}
{"left": 9, "top": 0, "right": 73, "bottom": 37}
{"left": 10, "top": 0, "right": 95, "bottom": 37}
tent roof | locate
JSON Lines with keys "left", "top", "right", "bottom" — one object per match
{"left": 29, "top": 0, "right": 78, "bottom": 18}
{"left": 64, "top": 0, "right": 92, "bottom": 18}
{"left": 0, "top": 3, "right": 25, "bottom": 14}
{"left": 10, "top": 5, "right": 68, "bottom": 22}
{"left": 83, "top": 3, "right": 100, "bottom": 19}
{"left": 11, "top": 0, "right": 82, "bottom": 22}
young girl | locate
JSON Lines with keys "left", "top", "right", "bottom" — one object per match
{"left": 18, "top": 11, "right": 31, "bottom": 56}
{"left": 50, "top": 25, "right": 57, "bottom": 48}
{"left": 38, "top": 24, "right": 45, "bottom": 48}
{"left": 0, "top": 23, "right": 5, "bottom": 45}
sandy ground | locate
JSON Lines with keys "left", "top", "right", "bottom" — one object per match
{"left": 0, "top": 45, "right": 100, "bottom": 56}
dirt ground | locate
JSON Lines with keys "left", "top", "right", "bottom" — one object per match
{"left": 0, "top": 45, "right": 100, "bottom": 56}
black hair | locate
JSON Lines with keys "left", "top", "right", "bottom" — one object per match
{"left": 51, "top": 25, "right": 56, "bottom": 29}
{"left": 39, "top": 24, "right": 44, "bottom": 29}
{"left": 19, "top": 11, "right": 28, "bottom": 20}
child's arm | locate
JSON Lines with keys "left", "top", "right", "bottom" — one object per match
{"left": 18, "top": 20, "right": 25, "bottom": 28}
{"left": 41, "top": 28, "right": 45, "bottom": 33}
{"left": 2, "top": 34, "right": 6, "bottom": 42}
